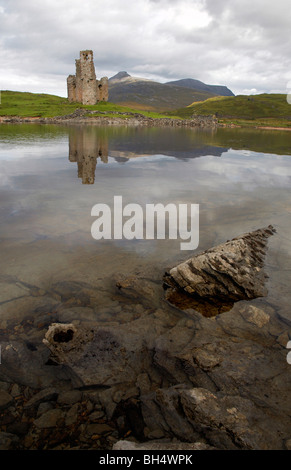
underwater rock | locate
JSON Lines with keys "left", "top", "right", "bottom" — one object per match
{"left": 164, "top": 225, "right": 276, "bottom": 305}
{"left": 42, "top": 321, "right": 156, "bottom": 389}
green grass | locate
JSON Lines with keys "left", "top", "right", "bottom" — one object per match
{"left": 1, "top": 91, "right": 291, "bottom": 128}
{"left": 171, "top": 93, "right": 291, "bottom": 128}
{"left": 0, "top": 90, "right": 178, "bottom": 120}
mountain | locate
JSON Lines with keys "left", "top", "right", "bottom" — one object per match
{"left": 109, "top": 71, "right": 132, "bottom": 83}
{"left": 108, "top": 72, "right": 234, "bottom": 111}
{"left": 165, "top": 78, "right": 234, "bottom": 97}
{"left": 109, "top": 71, "right": 131, "bottom": 80}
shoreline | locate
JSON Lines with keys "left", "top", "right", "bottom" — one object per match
{"left": 255, "top": 125, "right": 291, "bottom": 131}
{"left": 215, "top": 122, "right": 291, "bottom": 131}
{"left": 0, "top": 111, "right": 218, "bottom": 128}
{"left": 1, "top": 112, "right": 291, "bottom": 130}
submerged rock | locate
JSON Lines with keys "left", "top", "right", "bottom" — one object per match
{"left": 38, "top": 225, "right": 291, "bottom": 450}
{"left": 42, "top": 321, "right": 157, "bottom": 390}
{"left": 164, "top": 226, "right": 276, "bottom": 308}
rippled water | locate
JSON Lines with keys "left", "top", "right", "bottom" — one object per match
{"left": 0, "top": 123, "right": 291, "bottom": 332}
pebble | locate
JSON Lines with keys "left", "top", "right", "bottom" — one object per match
{"left": 147, "top": 429, "right": 165, "bottom": 439}
{"left": 33, "top": 408, "right": 64, "bottom": 429}
{"left": 0, "top": 390, "right": 13, "bottom": 410}
{"left": 277, "top": 331, "right": 290, "bottom": 348}
{"left": 65, "top": 403, "right": 80, "bottom": 426}
{"left": 88, "top": 410, "right": 105, "bottom": 421}
{"left": 83, "top": 390, "right": 101, "bottom": 405}
{"left": 136, "top": 373, "right": 152, "bottom": 394}
{"left": 10, "top": 384, "right": 21, "bottom": 397}
{"left": 85, "top": 402, "right": 94, "bottom": 414}
{"left": 85, "top": 423, "right": 114, "bottom": 436}
{"left": 24, "top": 388, "right": 58, "bottom": 409}
{"left": 37, "top": 401, "right": 54, "bottom": 417}
{"left": 57, "top": 390, "right": 83, "bottom": 406}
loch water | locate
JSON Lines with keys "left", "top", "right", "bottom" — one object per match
{"left": 0, "top": 123, "right": 290, "bottom": 384}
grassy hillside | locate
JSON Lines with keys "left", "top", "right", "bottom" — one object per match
{"left": 172, "top": 93, "right": 291, "bottom": 127}
{"left": 0, "top": 90, "right": 177, "bottom": 119}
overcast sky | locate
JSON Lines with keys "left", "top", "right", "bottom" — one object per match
{"left": 0, "top": 0, "right": 291, "bottom": 97}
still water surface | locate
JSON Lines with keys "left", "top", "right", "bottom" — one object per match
{"left": 0, "top": 123, "right": 290, "bottom": 330}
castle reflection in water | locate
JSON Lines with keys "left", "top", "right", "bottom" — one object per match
{"left": 69, "top": 127, "right": 108, "bottom": 184}
{"left": 68, "top": 125, "right": 228, "bottom": 184}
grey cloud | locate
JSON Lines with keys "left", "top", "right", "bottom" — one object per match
{"left": 0, "top": 0, "right": 290, "bottom": 96}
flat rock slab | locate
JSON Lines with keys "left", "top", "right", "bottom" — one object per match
{"left": 42, "top": 320, "right": 160, "bottom": 389}
{"left": 164, "top": 226, "right": 276, "bottom": 306}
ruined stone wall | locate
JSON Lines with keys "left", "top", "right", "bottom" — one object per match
{"left": 75, "top": 59, "right": 82, "bottom": 103}
{"left": 67, "top": 75, "right": 76, "bottom": 103}
{"left": 67, "top": 50, "right": 108, "bottom": 105}
{"left": 97, "top": 77, "right": 109, "bottom": 102}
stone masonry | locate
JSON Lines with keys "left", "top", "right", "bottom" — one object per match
{"left": 67, "top": 50, "right": 108, "bottom": 105}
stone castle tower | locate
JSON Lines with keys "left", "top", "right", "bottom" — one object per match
{"left": 67, "top": 50, "right": 108, "bottom": 105}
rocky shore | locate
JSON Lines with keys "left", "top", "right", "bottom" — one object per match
{"left": 0, "top": 298, "right": 290, "bottom": 450}
{"left": 0, "top": 227, "right": 290, "bottom": 450}
{"left": 0, "top": 108, "right": 218, "bottom": 128}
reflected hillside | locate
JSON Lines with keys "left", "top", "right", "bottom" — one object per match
{"left": 0, "top": 123, "right": 68, "bottom": 143}
{"left": 106, "top": 126, "right": 228, "bottom": 161}
{"left": 64, "top": 125, "right": 291, "bottom": 185}
{"left": 212, "top": 127, "right": 291, "bottom": 155}
{"left": 68, "top": 126, "right": 229, "bottom": 183}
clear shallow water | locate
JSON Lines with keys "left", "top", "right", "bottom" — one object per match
{"left": 0, "top": 123, "right": 291, "bottom": 330}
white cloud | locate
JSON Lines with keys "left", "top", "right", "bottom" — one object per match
{"left": 0, "top": 0, "right": 290, "bottom": 96}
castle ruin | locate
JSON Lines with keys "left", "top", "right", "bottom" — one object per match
{"left": 67, "top": 50, "right": 108, "bottom": 105}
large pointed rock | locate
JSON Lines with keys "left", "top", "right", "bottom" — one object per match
{"left": 164, "top": 226, "right": 276, "bottom": 303}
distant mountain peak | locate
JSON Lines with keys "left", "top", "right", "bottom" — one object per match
{"left": 109, "top": 71, "right": 154, "bottom": 86}
{"left": 109, "top": 71, "right": 131, "bottom": 81}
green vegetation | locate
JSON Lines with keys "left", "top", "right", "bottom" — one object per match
{"left": 0, "top": 90, "right": 176, "bottom": 120}
{"left": 1, "top": 91, "right": 291, "bottom": 129}
{"left": 0, "top": 91, "right": 70, "bottom": 117}
{"left": 171, "top": 93, "right": 291, "bottom": 128}
{"left": 209, "top": 127, "right": 291, "bottom": 155}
